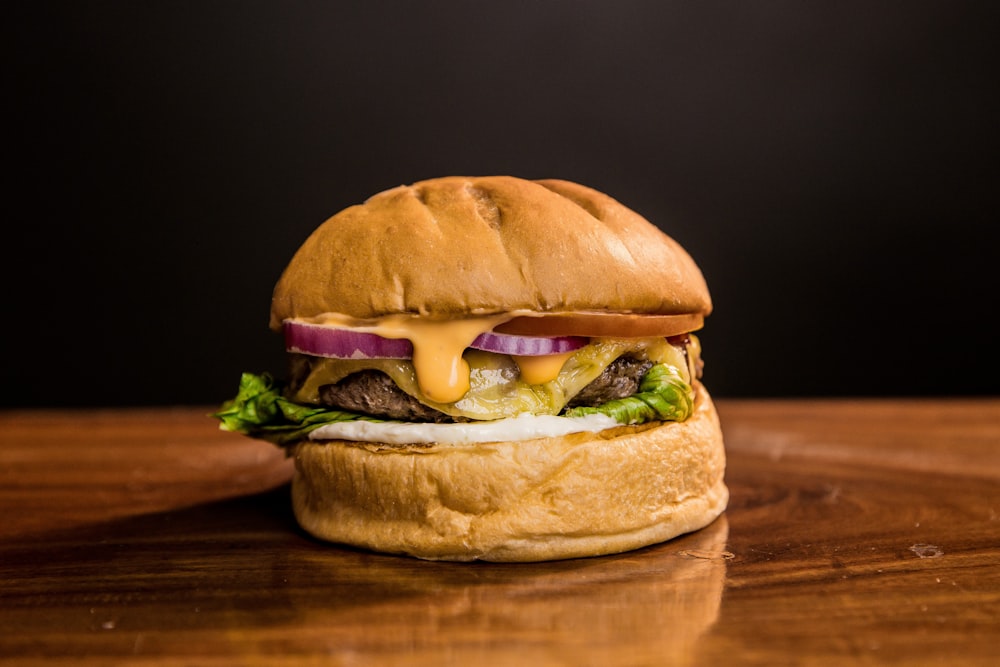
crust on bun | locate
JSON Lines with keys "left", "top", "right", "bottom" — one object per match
{"left": 291, "top": 382, "right": 726, "bottom": 562}
{"left": 270, "top": 176, "right": 711, "bottom": 328}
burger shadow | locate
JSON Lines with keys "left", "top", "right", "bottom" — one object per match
{"left": 7, "top": 485, "right": 730, "bottom": 661}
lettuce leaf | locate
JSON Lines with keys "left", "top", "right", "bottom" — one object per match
{"left": 214, "top": 363, "right": 692, "bottom": 447}
{"left": 213, "top": 372, "right": 375, "bottom": 446}
{"left": 563, "top": 363, "right": 693, "bottom": 424}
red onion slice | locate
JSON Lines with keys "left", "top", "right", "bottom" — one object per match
{"left": 284, "top": 320, "right": 588, "bottom": 360}
{"left": 469, "top": 331, "right": 587, "bottom": 356}
{"left": 284, "top": 321, "right": 413, "bottom": 359}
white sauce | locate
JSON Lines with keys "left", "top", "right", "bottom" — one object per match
{"left": 308, "top": 413, "right": 619, "bottom": 445}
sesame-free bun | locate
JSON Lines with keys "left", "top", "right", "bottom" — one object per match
{"left": 290, "top": 384, "right": 727, "bottom": 562}
{"left": 270, "top": 176, "right": 711, "bottom": 328}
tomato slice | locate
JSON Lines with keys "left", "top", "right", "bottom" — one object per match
{"left": 494, "top": 312, "right": 704, "bottom": 338}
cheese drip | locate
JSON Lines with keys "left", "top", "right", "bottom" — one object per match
{"left": 287, "top": 325, "right": 693, "bottom": 422}
{"left": 300, "top": 312, "right": 510, "bottom": 403}
{"left": 513, "top": 351, "right": 576, "bottom": 385}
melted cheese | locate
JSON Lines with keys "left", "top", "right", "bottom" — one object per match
{"left": 292, "top": 313, "right": 697, "bottom": 415}
{"left": 301, "top": 312, "right": 510, "bottom": 403}
{"left": 513, "top": 351, "right": 576, "bottom": 385}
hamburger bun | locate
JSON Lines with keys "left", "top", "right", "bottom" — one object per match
{"left": 270, "top": 176, "right": 711, "bottom": 327}
{"left": 291, "top": 381, "right": 726, "bottom": 562}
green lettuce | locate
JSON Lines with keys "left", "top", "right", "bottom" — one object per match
{"left": 563, "top": 363, "right": 693, "bottom": 424}
{"left": 213, "top": 372, "right": 375, "bottom": 446}
{"left": 214, "top": 363, "right": 692, "bottom": 446}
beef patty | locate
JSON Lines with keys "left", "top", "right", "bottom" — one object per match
{"left": 308, "top": 355, "right": 654, "bottom": 423}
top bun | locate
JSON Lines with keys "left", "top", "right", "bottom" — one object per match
{"left": 270, "top": 176, "right": 711, "bottom": 328}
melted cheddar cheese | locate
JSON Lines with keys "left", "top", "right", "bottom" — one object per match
{"left": 286, "top": 311, "right": 696, "bottom": 422}
{"left": 300, "top": 312, "right": 510, "bottom": 403}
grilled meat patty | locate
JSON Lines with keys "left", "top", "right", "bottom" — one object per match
{"left": 565, "top": 356, "right": 654, "bottom": 408}
{"left": 305, "top": 355, "right": 654, "bottom": 423}
{"left": 319, "top": 370, "right": 457, "bottom": 423}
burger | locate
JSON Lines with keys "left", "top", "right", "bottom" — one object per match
{"left": 215, "top": 175, "right": 727, "bottom": 561}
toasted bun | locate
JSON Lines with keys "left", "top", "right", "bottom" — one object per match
{"left": 270, "top": 176, "right": 711, "bottom": 328}
{"left": 290, "top": 384, "right": 727, "bottom": 562}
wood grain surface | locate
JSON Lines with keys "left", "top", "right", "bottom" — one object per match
{"left": 1, "top": 399, "right": 998, "bottom": 666}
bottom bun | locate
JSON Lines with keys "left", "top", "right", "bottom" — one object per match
{"left": 291, "top": 384, "right": 727, "bottom": 562}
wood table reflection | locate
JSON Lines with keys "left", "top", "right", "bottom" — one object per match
{"left": 1, "top": 399, "right": 997, "bottom": 665}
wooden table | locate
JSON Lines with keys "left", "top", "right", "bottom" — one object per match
{"left": 2, "top": 399, "right": 998, "bottom": 666}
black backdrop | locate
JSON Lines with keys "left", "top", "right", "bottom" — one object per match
{"left": 7, "top": 1, "right": 998, "bottom": 407}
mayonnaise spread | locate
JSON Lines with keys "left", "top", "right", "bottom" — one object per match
{"left": 308, "top": 412, "right": 619, "bottom": 445}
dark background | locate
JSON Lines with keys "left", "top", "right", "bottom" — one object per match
{"left": 7, "top": 1, "right": 998, "bottom": 407}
